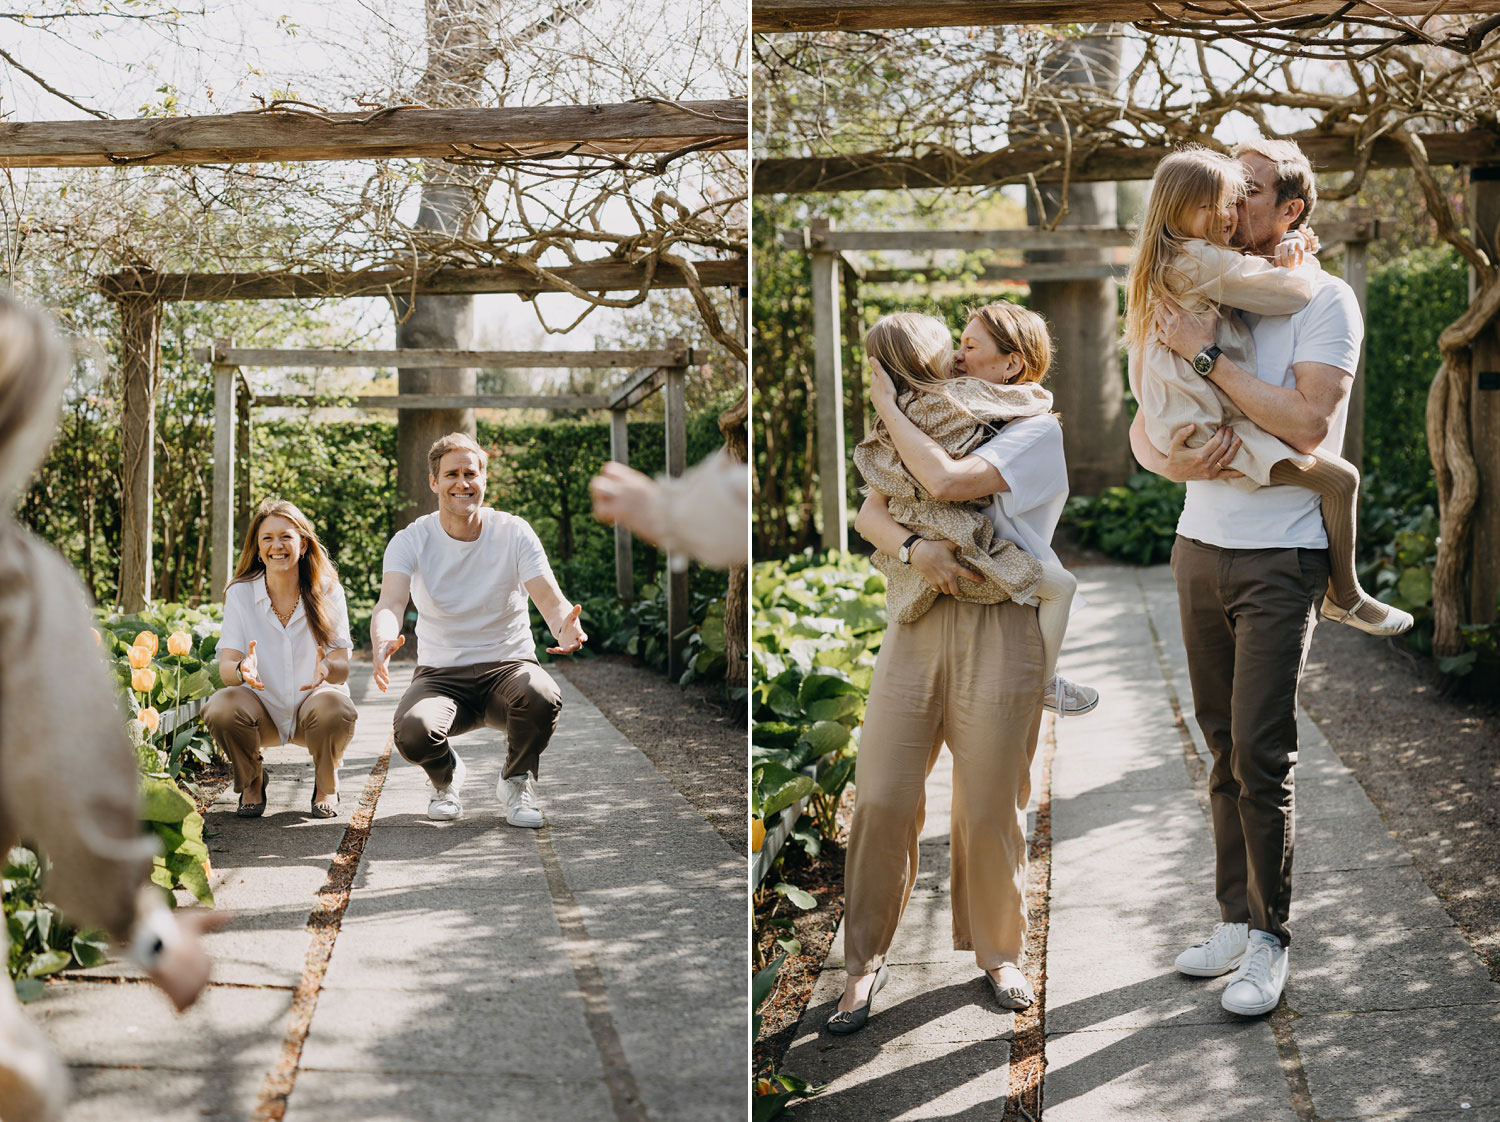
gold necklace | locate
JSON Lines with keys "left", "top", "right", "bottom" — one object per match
{"left": 272, "top": 590, "right": 300, "bottom": 627}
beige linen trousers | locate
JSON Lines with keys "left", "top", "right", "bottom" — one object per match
{"left": 843, "top": 596, "right": 1046, "bottom": 975}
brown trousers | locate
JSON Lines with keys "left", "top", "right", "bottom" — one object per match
{"left": 392, "top": 659, "right": 562, "bottom": 787}
{"left": 202, "top": 686, "right": 358, "bottom": 798}
{"left": 1171, "top": 535, "right": 1329, "bottom": 947}
{"left": 843, "top": 597, "right": 1045, "bottom": 975}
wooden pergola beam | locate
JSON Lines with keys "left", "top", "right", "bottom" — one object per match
{"left": 253, "top": 394, "right": 612, "bottom": 409}
{"left": 190, "top": 346, "right": 690, "bottom": 369}
{"left": 753, "top": 0, "right": 1500, "bottom": 33}
{"left": 99, "top": 258, "right": 747, "bottom": 301}
{"left": 782, "top": 218, "right": 1386, "bottom": 254}
{"left": 0, "top": 99, "right": 747, "bottom": 169}
{"left": 754, "top": 132, "right": 1500, "bottom": 195}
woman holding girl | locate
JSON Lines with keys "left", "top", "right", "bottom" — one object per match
{"left": 830, "top": 302, "right": 1076, "bottom": 1032}
{"left": 203, "top": 499, "right": 358, "bottom": 819}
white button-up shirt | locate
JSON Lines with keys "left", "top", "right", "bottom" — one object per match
{"left": 217, "top": 576, "right": 353, "bottom": 744}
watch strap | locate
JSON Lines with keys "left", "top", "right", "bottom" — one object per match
{"left": 900, "top": 534, "right": 922, "bottom": 563}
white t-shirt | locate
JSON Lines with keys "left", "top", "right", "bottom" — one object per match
{"left": 217, "top": 576, "right": 353, "bottom": 744}
{"left": 1177, "top": 269, "right": 1363, "bottom": 549}
{"left": 969, "top": 414, "right": 1080, "bottom": 610}
{"left": 382, "top": 508, "right": 554, "bottom": 668}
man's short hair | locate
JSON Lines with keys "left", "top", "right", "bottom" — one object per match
{"left": 1231, "top": 137, "right": 1316, "bottom": 230}
{"left": 427, "top": 432, "right": 488, "bottom": 480}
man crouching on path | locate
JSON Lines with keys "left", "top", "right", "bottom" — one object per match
{"left": 370, "top": 432, "right": 587, "bottom": 825}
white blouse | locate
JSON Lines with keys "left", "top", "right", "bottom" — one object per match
{"left": 217, "top": 576, "right": 353, "bottom": 743}
{"left": 969, "top": 413, "right": 1085, "bottom": 614}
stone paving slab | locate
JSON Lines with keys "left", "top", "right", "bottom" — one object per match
{"left": 1042, "top": 1021, "right": 1299, "bottom": 1122}
{"left": 784, "top": 1037, "right": 1012, "bottom": 1121}
{"left": 289, "top": 1069, "right": 617, "bottom": 1122}
{"left": 35, "top": 661, "right": 744, "bottom": 1122}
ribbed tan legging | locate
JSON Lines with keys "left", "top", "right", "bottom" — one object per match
{"left": 1266, "top": 450, "right": 1387, "bottom": 624}
{"left": 843, "top": 597, "right": 1045, "bottom": 975}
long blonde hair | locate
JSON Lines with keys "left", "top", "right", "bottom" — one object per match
{"left": 229, "top": 499, "right": 342, "bottom": 649}
{"left": 1124, "top": 147, "right": 1246, "bottom": 351}
{"left": 866, "top": 313, "right": 954, "bottom": 398}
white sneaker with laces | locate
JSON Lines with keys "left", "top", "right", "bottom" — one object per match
{"left": 426, "top": 751, "right": 466, "bottom": 821}
{"left": 500, "top": 772, "right": 544, "bottom": 828}
{"left": 1042, "top": 675, "right": 1100, "bottom": 717}
{"left": 1220, "top": 930, "right": 1289, "bottom": 1016}
{"left": 1174, "top": 921, "right": 1249, "bottom": 977}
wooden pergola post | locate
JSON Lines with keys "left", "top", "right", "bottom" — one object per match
{"left": 810, "top": 217, "right": 848, "bottom": 552}
{"left": 115, "top": 287, "right": 159, "bottom": 612}
{"left": 1341, "top": 213, "right": 1373, "bottom": 473}
{"left": 664, "top": 339, "right": 690, "bottom": 679}
{"left": 609, "top": 407, "right": 634, "bottom": 602}
{"left": 840, "top": 256, "right": 868, "bottom": 447}
{"left": 235, "top": 371, "right": 251, "bottom": 538}
{"left": 210, "top": 338, "right": 238, "bottom": 601}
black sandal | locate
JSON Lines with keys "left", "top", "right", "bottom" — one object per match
{"left": 237, "top": 777, "right": 267, "bottom": 818}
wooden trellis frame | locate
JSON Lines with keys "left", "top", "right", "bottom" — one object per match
{"left": 199, "top": 340, "right": 696, "bottom": 677}
{"left": 95, "top": 258, "right": 745, "bottom": 615}
{"left": 788, "top": 216, "right": 1387, "bottom": 551}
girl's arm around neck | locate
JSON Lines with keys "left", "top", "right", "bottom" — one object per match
{"left": 871, "top": 382, "right": 1008, "bottom": 501}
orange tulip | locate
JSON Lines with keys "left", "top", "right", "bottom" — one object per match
{"left": 127, "top": 644, "right": 152, "bottom": 669}
{"left": 137, "top": 706, "right": 160, "bottom": 731}
{"left": 90, "top": 627, "right": 101, "bottom": 646}
{"left": 167, "top": 630, "right": 192, "bottom": 657}
{"left": 134, "top": 631, "right": 159, "bottom": 656}
{"left": 751, "top": 817, "right": 766, "bottom": 853}
{"left": 131, "top": 666, "right": 156, "bottom": 693}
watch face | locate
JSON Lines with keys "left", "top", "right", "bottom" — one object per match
{"left": 1193, "top": 354, "right": 1211, "bottom": 374}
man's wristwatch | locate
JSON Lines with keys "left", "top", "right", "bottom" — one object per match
{"left": 898, "top": 534, "right": 922, "bottom": 565}
{"left": 1191, "top": 343, "right": 1223, "bottom": 377}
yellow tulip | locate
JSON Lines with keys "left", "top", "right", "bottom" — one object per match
{"left": 134, "top": 631, "right": 159, "bottom": 656}
{"left": 127, "top": 644, "right": 152, "bottom": 669}
{"left": 167, "top": 630, "right": 192, "bottom": 657}
{"left": 131, "top": 666, "right": 156, "bottom": 693}
{"left": 90, "top": 627, "right": 101, "bottom": 646}
{"left": 137, "top": 706, "right": 160, "bottom": 731}
{"left": 751, "top": 817, "right": 766, "bottom": 853}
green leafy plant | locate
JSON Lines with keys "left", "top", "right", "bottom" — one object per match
{"left": 4, "top": 848, "right": 110, "bottom": 1002}
{"left": 751, "top": 954, "right": 824, "bottom": 1121}
{"left": 1062, "top": 472, "right": 1185, "bottom": 565}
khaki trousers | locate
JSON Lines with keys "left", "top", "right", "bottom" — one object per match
{"left": 844, "top": 597, "right": 1045, "bottom": 975}
{"left": 1171, "top": 535, "right": 1328, "bottom": 946}
{"left": 202, "top": 686, "right": 358, "bottom": 798}
{"left": 392, "top": 659, "right": 562, "bottom": 787}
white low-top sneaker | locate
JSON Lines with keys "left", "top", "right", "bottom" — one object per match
{"left": 500, "top": 772, "right": 544, "bottom": 828}
{"left": 1042, "top": 675, "right": 1100, "bottom": 717}
{"left": 426, "top": 751, "right": 466, "bottom": 822}
{"left": 1221, "top": 930, "right": 1290, "bottom": 1016}
{"left": 1174, "top": 921, "right": 1249, "bottom": 977}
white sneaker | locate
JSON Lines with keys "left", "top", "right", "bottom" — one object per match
{"left": 1174, "top": 921, "right": 1249, "bottom": 977}
{"left": 1042, "top": 675, "right": 1100, "bottom": 717}
{"left": 499, "top": 772, "right": 544, "bottom": 828}
{"left": 426, "top": 751, "right": 466, "bottom": 821}
{"left": 1221, "top": 930, "right": 1289, "bottom": 1016}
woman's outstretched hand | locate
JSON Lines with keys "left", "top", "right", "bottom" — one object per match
{"left": 239, "top": 640, "right": 265, "bottom": 690}
{"left": 910, "top": 539, "right": 983, "bottom": 598}
{"left": 299, "top": 646, "right": 330, "bottom": 692}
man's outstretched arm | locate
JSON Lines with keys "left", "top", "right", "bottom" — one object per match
{"left": 370, "top": 571, "right": 411, "bottom": 692}
{"left": 525, "top": 573, "right": 587, "bottom": 655}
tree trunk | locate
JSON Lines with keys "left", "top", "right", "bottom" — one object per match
{"left": 394, "top": 0, "right": 495, "bottom": 530}
{"left": 1020, "top": 26, "right": 1134, "bottom": 497}
{"left": 720, "top": 390, "right": 749, "bottom": 690}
